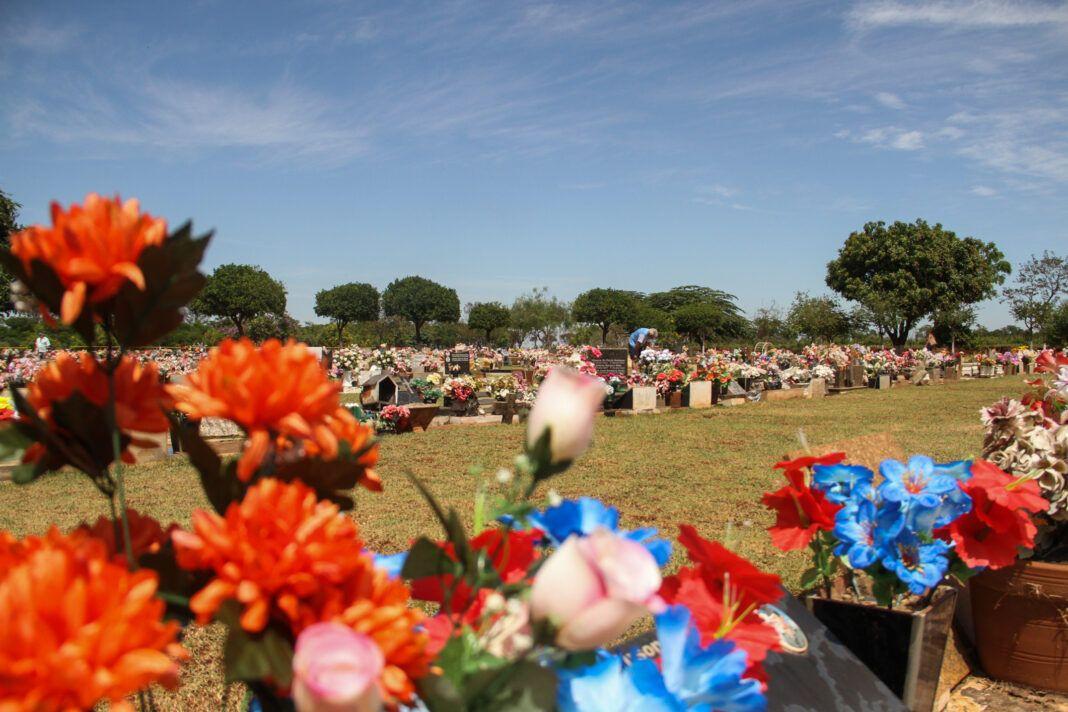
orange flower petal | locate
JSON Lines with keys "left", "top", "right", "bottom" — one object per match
{"left": 60, "top": 282, "right": 86, "bottom": 324}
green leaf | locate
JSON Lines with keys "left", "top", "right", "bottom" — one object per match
{"left": 524, "top": 428, "right": 571, "bottom": 483}
{"left": 799, "top": 567, "right": 822, "bottom": 592}
{"left": 416, "top": 672, "right": 465, "bottom": 712}
{"left": 0, "top": 423, "right": 32, "bottom": 462}
{"left": 467, "top": 659, "right": 557, "bottom": 712}
{"left": 168, "top": 413, "right": 237, "bottom": 514}
{"left": 402, "top": 537, "right": 460, "bottom": 580}
{"left": 217, "top": 602, "right": 294, "bottom": 687}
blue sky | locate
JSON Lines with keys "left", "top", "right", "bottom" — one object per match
{"left": 2, "top": 1, "right": 1066, "bottom": 327}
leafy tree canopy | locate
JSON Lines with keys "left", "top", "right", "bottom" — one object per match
{"left": 467, "top": 301, "right": 511, "bottom": 342}
{"left": 314, "top": 282, "right": 379, "bottom": 346}
{"left": 1046, "top": 300, "right": 1068, "bottom": 348}
{"left": 0, "top": 189, "right": 23, "bottom": 311}
{"left": 509, "top": 287, "right": 569, "bottom": 348}
{"left": 645, "top": 285, "right": 747, "bottom": 342}
{"left": 826, "top": 219, "right": 1009, "bottom": 349}
{"left": 571, "top": 288, "right": 642, "bottom": 344}
{"left": 787, "top": 292, "right": 851, "bottom": 343}
{"left": 1001, "top": 251, "right": 1068, "bottom": 346}
{"left": 381, "top": 275, "right": 459, "bottom": 342}
{"left": 193, "top": 263, "right": 286, "bottom": 335}
{"left": 674, "top": 302, "right": 730, "bottom": 350}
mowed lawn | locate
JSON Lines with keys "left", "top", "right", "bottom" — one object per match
{"left": 0, "top": 376, "right": 1024, "bottom": 710}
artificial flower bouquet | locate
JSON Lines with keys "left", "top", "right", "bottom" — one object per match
{"left": 762, "top": 451, "right": 1048, "bottom": 607}
{"left": 0, "top": 195, "right": 794, "bottom": 712}
{"left": 654, "top": 368, "right": 687, "bottom": 396}
{"left": 410, "top": 377, "right": 444, "bottom": 404}
{"left": 441, "top": 375, "right": 477, "bottom": 403}
{"left": 376, "top": 404, "right": 412, "bottom": 434}
{"left": 980, "top": 350, "right": 1068, "bottom": 558}
{"left": 333, "top": 347, "right": 364, "bottom": 375}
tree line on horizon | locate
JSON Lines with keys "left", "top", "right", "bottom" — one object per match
{"left": 1, "top": 188, "right": 1067, "bottom": 351}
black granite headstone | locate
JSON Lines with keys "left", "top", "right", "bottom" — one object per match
{"left": 447, "top": 351, "right": 472, "bottom": 374}
{"left": 589, "top": 348, "right": 629, "bottom": 376}
{"left": 613, "top": 591, "right": 906, "bottom": 711}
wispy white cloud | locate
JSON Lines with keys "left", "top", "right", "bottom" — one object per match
{"left": 839, "top": 126, "right": 926, "bottom": 151}
{"left": 0, "top": 21, "right": 80, "bottom": 53}
{"left": 874, "top": 91, "right": 906, "bottom": 109}
{"left": 847, "top": 0, "right": 1068, "bottom": 30}
{"left": 971, "top": 185, "right": 998, "bottom": 196}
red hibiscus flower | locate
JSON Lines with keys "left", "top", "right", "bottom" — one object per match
{"left": 939, "top": 460, "right": 1048, "bottom": 570}
{"left": 762, "top": 480, "right": 841, "bottom": 551}
{"left": 774, "top": 451, "right": 846, "bottom": 476}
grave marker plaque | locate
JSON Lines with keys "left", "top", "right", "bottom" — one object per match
{"left": 447, "top": 350, "right": 472, "bottom": 374}
{"left": 589, "top": 347, "right": 629, "bottom": 376}
{"left": 613, "top": 592, "right": 906, "bottom": 711}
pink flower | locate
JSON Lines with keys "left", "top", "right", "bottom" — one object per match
{"left": 292, "top": 623, "right": 384, "bottom": 712}
{"left": 530, "top": 529, "right": 663, "bottom": 650}
{"left": 526, "top": 367, "right": 604, "bottom": 464}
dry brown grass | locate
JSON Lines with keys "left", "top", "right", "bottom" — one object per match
{"left": 0, "top": 376, "right": 1025, "bottom": 710}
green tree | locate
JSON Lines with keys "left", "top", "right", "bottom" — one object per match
{"left": 929, "top": 304, "right": 977, "bottom": 352}
{"left": 646, "top": 285, "right": 747, "bottom": 337}
{"left": 467, "top": 301, "right": 511, "bottom": 343}
{"left": 571, "top": 288, "right": 641, "bottom": 344}
{"left": 1001, "top": 251, "right": 1068, "bottom": 348}
{"left": 787, "top": 292, "right": 851, "bottom": 343}
{"left": 314, "top": 282, "right": 379, "bottom": 347}
{"left": 509, "top": 287, "right": 569, "bottom": 347}
{"left": 826, "top": 219, "right": 1010, "bottom": 350}
{"left": 1046, "top": 300, "right": 1068, "bottom": 348}
{"left": 194, "top": 263, "right": 287, "bottom": 335}
{"left": 674, "top": 302, "right": 729, "bottom": 351}
{"left": 381, "top": 275, "right": 460, "bottom": 343}
{"left": 0, "top": 189, "right": 23, "bottom": 311}
{"left": 752, "top": 305, "right": 788, "bottom": 342}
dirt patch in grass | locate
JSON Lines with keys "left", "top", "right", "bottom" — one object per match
{"left": 0, "top": 377, "right": 1025, "bottom": 710}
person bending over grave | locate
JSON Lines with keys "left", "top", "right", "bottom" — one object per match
{"left": 628, "top": 327, "right": 658, "bottom": 359}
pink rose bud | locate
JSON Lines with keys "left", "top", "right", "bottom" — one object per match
{"left": 526, "top": 367, "right": 605, "bottom": 464}
{"left": 530, "top": 529, "right": 663, "bottom": 650}
{"left": 292, "top": 622, "right": 384, "bottom": 712}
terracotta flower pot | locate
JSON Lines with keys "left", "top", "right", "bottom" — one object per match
{"left": 970, "top": 559, "right": 1068, "bottom": 693}
{"left": 806, "top": 587, "right": 957, "bottom": 711}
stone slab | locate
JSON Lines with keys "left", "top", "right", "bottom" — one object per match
{"left": 805, "top": 378, "right": 827, "bottom": 399}
{"left": 684, "top": 380, "right": 713, "bottom": 408}
{"left": 631, "top": 385, "right": 657, "bottom": 413}
{"left": 878, "top": 374, "right": 892, "bottom": 390}
{"left": 200, "top": 417, "right": 242, "bottom": 438}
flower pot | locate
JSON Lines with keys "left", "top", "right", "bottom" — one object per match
{"left": 667, "top": 391, "right": 684, "bottom": 408}
{"left": 655, "top": 395, "right": 666, "bottom": 409}
{"left": 980, "top": 365, "right": 993, "bottom": 377}
{"left": 806, "top": 587, "right": 957, "bottom": 711}
{"left": 969, "top": 559, "right": 1068, "bottom": 693}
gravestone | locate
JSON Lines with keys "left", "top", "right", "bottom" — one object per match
{"left": 849, "top": 364, "right": 866, "bottom": 387}
{"left": 910, "top": 369, "right": 930, "bottom": 386}
{"left": 944, "top": 365, "right": 959, "bottom": 381}
{"left": 589, "top": 348, "right": 629, "bottom": 376}
{"left": 447, "top": 351, "right": 472, "bottom": 374}
{"left": 878, "top": 374, "right": 891, "bottom": 390}
{"left": 683, "top": 380, "right": 712, "bottom": 408}
{"left": 630, "top": 385, "right": 657, "bottom": 412}
{"left": 726, "top": 381, "right": 748, "bottom": 397}
{"left": 411, "top": 354, "right": 427, "bottom": 375}
{"left": 614, "top": 592, "right": 906, "bottom": 711}
{"left": 307, "top": 346, "right": 324, "bottom": 364}
{"left": 806, "top": 377, "right": 827, "bottom": 399}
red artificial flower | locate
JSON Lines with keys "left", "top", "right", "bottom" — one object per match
{"left": 660, "top": 526, "right": 784, "bottom": 686}
{"left": 762, "top": 481, "right": 841, "bottom": 551}
{"left": 409, "top": 528, "right": 542, "bottom": 616}
{"left": 1035, "top": 350, "right": 1068, "bottom": 374}
{"left": 773, "top": 451, "right": 845, "bottom": 474}
{"left": 939, "top": 460, "right": 1048, "bottom": 570}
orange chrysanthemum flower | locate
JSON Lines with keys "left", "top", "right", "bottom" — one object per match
{"left": 9, "top": 193, "right": 167, "bottom": 324}
{"left": 0, "top": 527, "right": 186, "bottom": 712}
{"left": 73, "top": 508, "right": 176, "bottom": 561}
{"left": 25, "top": 351, "right": 172, "bottom": 466}
{"left": 172, "top": 478, "right": 429, "bottom": 704}
{"left": 167, "top": 338, "right": 379, "bottom": 483}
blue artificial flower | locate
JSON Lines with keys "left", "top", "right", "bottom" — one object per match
{"left": 878, "top": 456, "right": 967, "bottom": 532}
{"left": 514, "top": 497, "right": 673, "bottom": 566}
{"left": 371, "top": 551, "right": 407, "bottom": 579}
{"left": 879, "top": 533, "right": 952, "bottom": 596}
{"left": 812, "top": 463, "right": 874, "bottom": 504}
{"left": 557, "top": 606, "right": 766, "bottom": 712}
{"left": 832, "top": 499, "right": 883, "bottom": 569}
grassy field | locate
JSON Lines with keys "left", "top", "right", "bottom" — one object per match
{"left": 0, "top": 376, "right": 1024, "bottom": 710}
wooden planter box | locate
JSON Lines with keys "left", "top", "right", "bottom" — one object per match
{"left": 406, "top": 404, "right": 440, "bottom": 432}
{"left": 807, "top": 588, "right": 957, "bottom": 711}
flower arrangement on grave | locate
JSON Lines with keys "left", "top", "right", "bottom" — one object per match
{"left": 442, "top": 375, "right": 477, "bottom": 403}
{"left": 978, "top": 353, "right": 998, "bottom": 368}
{"left": 376, "top": 404, "right": 412, "bottom": 434}
{"left": 810, "top": 364, "right": 836, "bottom": 382}
{"left": 980, "top": 351, "right": 1068, "bottom": 556}
{"left": 597, "top": 372, "right": 629, "bottom": 405}
{"left": 762, "top": 452, "right": 1048, "bottom": 606}
{"left": 654, "top": 368, "right": 687, "bottom": 396}
{"left": 368, "top": 344, "right": 400, "bottom": 374}
{"left": 488, "top": 373, "right": 526, "bottom": 401}
{"left": 410, "top": 377, "right": 444, "bottom": 404}
{"left": 333, "top": 347, "right": 363, "bottom": 373}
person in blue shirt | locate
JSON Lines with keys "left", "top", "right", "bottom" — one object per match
{"left": 628, "top": 327, "right": 658, "bottom": 359}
